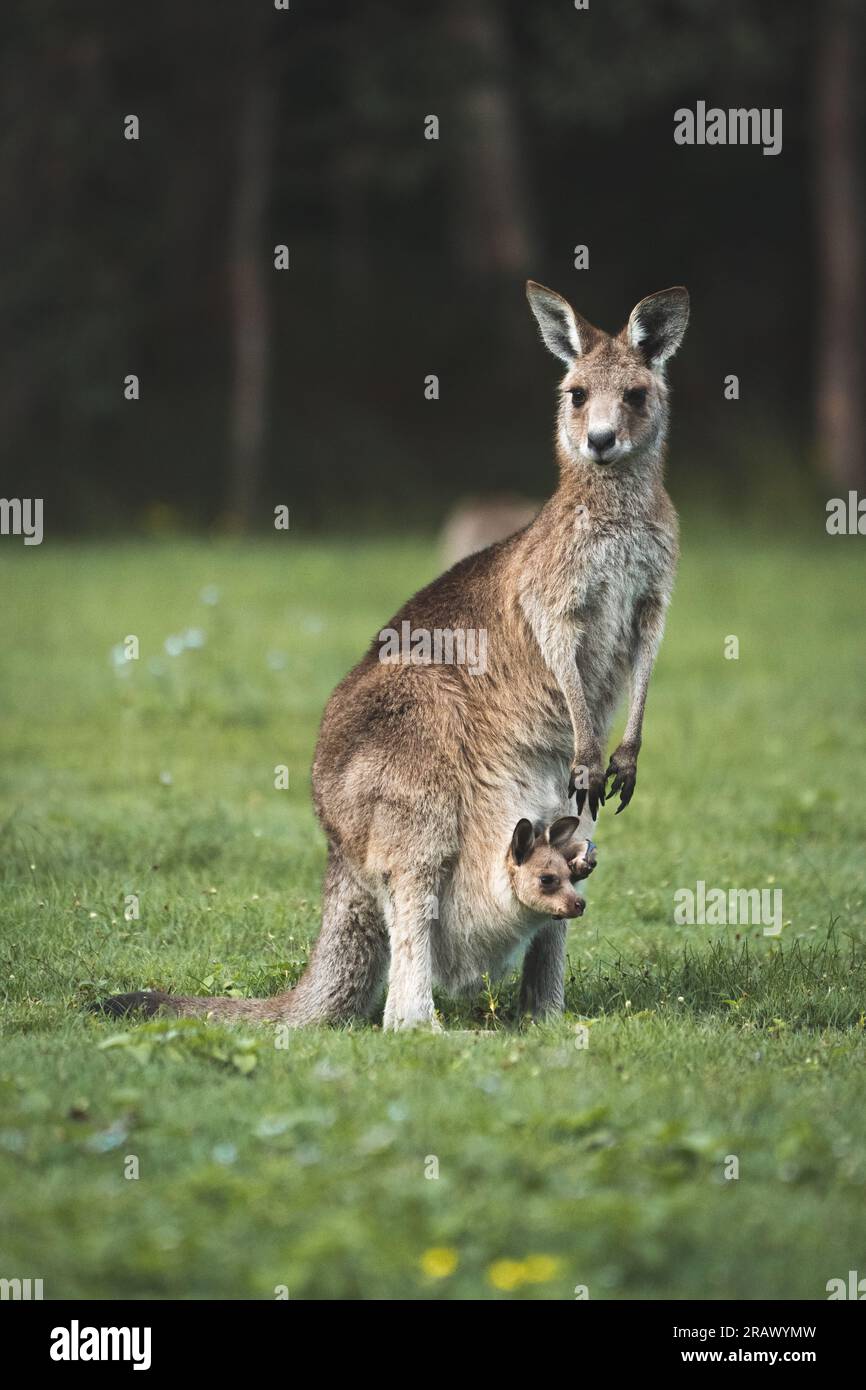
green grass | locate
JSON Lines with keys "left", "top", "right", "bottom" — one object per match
{"left": 1, "top": 521, "right": 865, "bottom": 1300}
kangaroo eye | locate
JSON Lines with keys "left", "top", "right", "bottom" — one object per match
{"left": 570, "top": 388, "right": 587, "bottom": 408}
{"left": 539, "top": 874, "right": 558, "bottom": 888}
{"left": 624, "top": 387, "right": 647, "bottom": 408}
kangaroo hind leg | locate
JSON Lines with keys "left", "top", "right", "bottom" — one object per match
{"left": 382, "top": 867, "right": 441, "bottom": 1033}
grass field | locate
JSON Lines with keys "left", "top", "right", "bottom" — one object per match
{"left": 1, "top": 521, "right": 865, "bottom": 1300}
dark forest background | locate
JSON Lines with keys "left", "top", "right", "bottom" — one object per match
{"left": 2, "top": 0, "right": 863, "bottom": 533}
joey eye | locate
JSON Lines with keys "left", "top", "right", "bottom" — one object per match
{"left": 539, "top": 874, "right": 558, "bottom": 888}
{"left": 624, "top": 387, "right": 647, "bottom": 408}
{"left": 570, "top": 388, "right": 587, "bottom": 408}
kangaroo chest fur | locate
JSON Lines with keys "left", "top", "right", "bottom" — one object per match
{"left": 559, "top": 518, "right": 672, "bottom": 723}
{"left": 431, "top": 858, "right": 538, "bottom": 993}
{"left": 513, "top": 504, "right": 673, "bottom": 731}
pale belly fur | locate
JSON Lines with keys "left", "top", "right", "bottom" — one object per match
{"left": 429, "top": 748, "right": 593, "bottom": 994}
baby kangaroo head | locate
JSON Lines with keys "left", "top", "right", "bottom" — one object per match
{"left": 526, "top": 280, "right": 689, "bottom": 471}
{"left": 507, "top": 816, "right": 597, "bottom": 919}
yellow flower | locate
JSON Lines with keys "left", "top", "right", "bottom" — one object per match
{"left": 420, "top": 1247, "right": 458, "bottom": 1279}
{"left": 487, "top": 1255, "right": 562, "bottom": 1291}
{"left": 487, "top": 1259, "right": 527, "bottom": 1291}
{"left": 522, "top": 1254, "right": 562, "bottom": 1284}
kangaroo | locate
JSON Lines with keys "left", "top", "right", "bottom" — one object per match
{"left": 440, "top": 494, "right": 540, "bottom": 569}
{"left": 96, "top": 817, "right": 596, "bottom": 1022}
{"left": 97, "top": 279, "right": 687, "bottom": 1031}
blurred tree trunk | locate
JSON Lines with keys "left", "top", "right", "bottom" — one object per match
{"left": 227, "top": 44, "right": 274, "bottom": 530}
{"left": 815, "top": 1, "right": 865, "bottom": 489}
{"left": 445, "top": 0, "right": 533, "bottom": 278}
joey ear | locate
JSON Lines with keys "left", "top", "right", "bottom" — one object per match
{"left": 626, "top": 287, "right": 689, "bottom": 369}
{"left": 526, "top": 280, "right": 593, "bottom": 365}
{"left": 546, "top": 816, "right": 581, "bottom": 854}
{"left": 510, "top": 818, "right": 536, "bottom": 866}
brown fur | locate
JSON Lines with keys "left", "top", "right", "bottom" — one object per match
{"left": 95, "top": 280, "right": 687, "bottom": 1030}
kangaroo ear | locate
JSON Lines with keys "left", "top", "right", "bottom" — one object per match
{"left": 627, "top": 287, "right": 689, "bottom": 369}
{"left": 510, "top": 818, "right": 536, "bottom": 866}
{"left": 526, "top": 281, "right": 593, "bottom": 365}
{"left": 546, "top": 816, "right": 581, "bottom": 854}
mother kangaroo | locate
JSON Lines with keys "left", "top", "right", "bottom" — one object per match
{"left": 101, "top": 281, "right": 687, "bottom": 1029}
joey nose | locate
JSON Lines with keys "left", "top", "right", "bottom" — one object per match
{"left": 588, "top": 429, "right": 616, "bottom": 456}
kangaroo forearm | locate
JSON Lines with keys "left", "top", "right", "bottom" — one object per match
{"left": 622, "top": 602, "right": 667, "bottom": 749}
{"left": 523, "top": 603, "right": 598, "bottom": 756}
{"left": 551, "top": 654, "right": 598, "bottom": 755}
{"left": 622, "top": 657, "right": 653, "bottom": 748}
{"left": 563, "top": 670, "right": 594, "bottom": 748}
{"left": 546, "top": 640, "right": 607, "bottom": 815}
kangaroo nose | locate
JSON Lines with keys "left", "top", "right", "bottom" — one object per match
{"left": 588, "top": 429, "right": 616, "bottom": 455}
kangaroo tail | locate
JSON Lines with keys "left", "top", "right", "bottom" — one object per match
{"left": 93, "top": 848, "right": 387, "bottom": 1027}
{"left": 90, "top": 989, "right": 290, "bottom": 1022}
